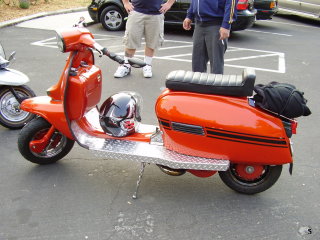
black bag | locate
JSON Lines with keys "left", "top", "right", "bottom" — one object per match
{"left": 253, "top": 81, "right": 311, "bottom": 118}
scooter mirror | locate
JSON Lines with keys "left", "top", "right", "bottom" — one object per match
{"left": 128, "top": 58, "right": 146, "bottom": 68}
{"left": 8, "top": 51, "right": 16, "bottom": 62}
{"left": 73, "top": 16, "right": 86, "bottom": 28}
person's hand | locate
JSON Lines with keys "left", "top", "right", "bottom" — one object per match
{"left": 159, "top": 1, "right": 173, "bottom": 14}
{"left": 219, "top": 27, "right": 230, "bottom": 40}
{"left": 183, "top": 18, "right": 192, "bottom": 30}
{"left": 123, "top": 2, "right": 134, "bottom": 13}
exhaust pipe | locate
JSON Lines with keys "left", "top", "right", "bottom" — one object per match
{"left": 157, "top": 165, "right": 186, "bottom": 176}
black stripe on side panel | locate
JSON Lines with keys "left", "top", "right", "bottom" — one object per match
{"left": 206, "top": 129, "right": 287, "bottom": 146}
{"left": 206, "top": 127, "right": 281, "bottom": 140}
{"left": 207, "top": 135, "right": 288, "bottom": 148}
{"left": 158, "top": 118, "right": 171, "bottom": 130}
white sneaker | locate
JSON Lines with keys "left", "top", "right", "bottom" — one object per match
{"left": 143, "top": 65, "right": 152, "bottom": 78}
{"left": 114, "top": 64, "right": 131, "bottom": 78}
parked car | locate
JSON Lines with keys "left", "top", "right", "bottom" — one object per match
{"left": 254, "top": 0, "right": 278, "bottom": 20}
{"left": 278, "top": 0, "right": 320, "bottom": 19}
{"left": 88, "top": 0, "right": 257, "bottom": 32}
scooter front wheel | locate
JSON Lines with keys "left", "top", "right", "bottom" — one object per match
{"left": 219, "top": 164, "right": 282, "bottom": 194}
{"left": 0, "top": 85, "right": 35, "bottom": 129}
{"left": 18, "top": 117, "right": 75, "bottom": 165}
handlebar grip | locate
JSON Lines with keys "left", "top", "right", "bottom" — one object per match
{"left": 102, "top": 48, "right": 124, "bottom": 64}
{"left": 109, "top": 52, "right": 125, "bottom": 64}
{"left": 101, "top": 48, "right": 109, "bottom": 55}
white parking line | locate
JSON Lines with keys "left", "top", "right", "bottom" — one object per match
{"left": 271, "top": 20, "right": 320, "bottom": 29}
{"left": 225, "top": 53, "right": 280, "bottom": 62}
{"left": 31, "top": 36, "right": 286, "bottom": 73}
{"left": 225, "top": 53, "right": 286, "bottom": 73}
{"left": 245, "top": 29, "right": 293, "bottom": 37}
{"left": 31, "top": 37, "right": 57, "bottom": 48}
{"left": 161, "top": 53, "right": 192, "bottom": 58}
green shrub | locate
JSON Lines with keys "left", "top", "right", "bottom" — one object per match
{"left": 19, "top": 0, "right": 30, "bottom": 9}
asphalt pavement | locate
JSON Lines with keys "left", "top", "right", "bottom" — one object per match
{"left": 0, "top": 10, "right": 320, "bottom": 240}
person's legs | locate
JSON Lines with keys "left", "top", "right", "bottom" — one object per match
{"left": 143, "top": 14, "right": 164, "bottom": 78}
{"left": 114, "top": 48, "right": 136, "bottom": 78}
{"left": 124, "top": 48, "right": 136, "bottom": 65}
{"left": 192, "top": 23, "right": 209, "bottom": 73}
{"left": 113, "top": 48, "right": 137, "bottom": 78}
{"left": 114, "top": 11, "right": 143, "bottom": 78}
{"left": 143, "top": 48, "right": 154, "bottom": 77}
{"left": 142, "top": 47, "right": 154, "bottom": 78}
{"left": 124, "top": 11, "right": 144, "bottom": 50}
{"left": 144, "top": 13, "right": 164, "bottom": 52}
{"left": 144, "top": 47, "right": 154, "bottom": 58}
{"left": 205, "top": 24, "right": 226, "bottom": 74}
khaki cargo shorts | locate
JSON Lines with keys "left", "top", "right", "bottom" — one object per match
{"left": 123, "top": 11, "right": 164, "bottom": 50}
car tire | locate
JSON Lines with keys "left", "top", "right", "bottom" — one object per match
{"left": 100, "top": 5, "right": 126, "bottom": 31}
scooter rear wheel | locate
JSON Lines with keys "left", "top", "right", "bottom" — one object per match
{"left": 0, "top": 85, "right": 35, "bottom": 129}
{"left": 219, "top": 164, "right": 282, "bottom": 194}
{"left": 18, "top": 117, "right": 75, "bottom": 165}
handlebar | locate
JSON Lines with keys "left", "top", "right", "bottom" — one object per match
{"left": 102, "top": 48, "right": 125, "bottom": 64}
{"left": 71, "top": 18, "right": 143, "bottom": 67}
{"left": 93, "top": 43, "right": 146, "bottom": 68}
{"left": 102, "top": 47, "right": 146, "bottom": 68}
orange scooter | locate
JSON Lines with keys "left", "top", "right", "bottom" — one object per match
{"left": 17, "top": 27, "right": 309, "bottom": 198}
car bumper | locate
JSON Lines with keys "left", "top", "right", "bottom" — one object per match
{"left": 88, "top": 5, "right": 99, "bottom": 22}
{"left": 256, "top": 9, "right": 278, "bottom": 19}
{"left": 231, "top": 9, "right": 257, "bottom": 31}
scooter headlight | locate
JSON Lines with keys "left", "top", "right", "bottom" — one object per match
{"left": 56, "top": 32, "right": 66, "bottom": 53}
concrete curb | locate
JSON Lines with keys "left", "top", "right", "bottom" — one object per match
{"left": 0, "top": 7, "right": 95, "bottom": 29}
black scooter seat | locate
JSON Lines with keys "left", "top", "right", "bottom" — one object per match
{"left": 165, "top": 68, "right": 256, "bottom": 97}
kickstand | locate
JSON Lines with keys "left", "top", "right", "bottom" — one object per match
{"left": 132, "top": 162, "right": 146, "bottom": 199}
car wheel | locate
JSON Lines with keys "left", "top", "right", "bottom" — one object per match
{"left": 100, "top": 5, "right": 125, "bottom": 31}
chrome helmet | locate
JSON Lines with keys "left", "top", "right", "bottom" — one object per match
{"left": 99, "top": 92, "right": 142, "bottom": 137}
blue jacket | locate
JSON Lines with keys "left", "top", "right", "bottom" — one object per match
{"left": 186, "top": 0, "right": 238, "bottom": 29}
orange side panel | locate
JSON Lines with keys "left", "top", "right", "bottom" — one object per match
{"left": 155, "top": 90, "right": 292, "bottom": 165}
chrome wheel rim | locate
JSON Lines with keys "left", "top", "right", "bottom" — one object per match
{"left": 30, "top": 129, "right": 68, "bottom": 159}
{"left": 104, "top": 10, "right": 123, "bottom": 29}
{"left": 0, "top": 91, "right": 29, "bottom": 122}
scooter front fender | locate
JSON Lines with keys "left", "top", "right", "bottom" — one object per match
{"left": 21, "top": 96, "right": 74, "bottom": 139}
{"left": 0, "top": 68, "right": 29, "bottom": 86}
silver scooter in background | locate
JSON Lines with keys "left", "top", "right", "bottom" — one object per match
{"left": 0, "top": 42, "right": 35, "bottom": 129}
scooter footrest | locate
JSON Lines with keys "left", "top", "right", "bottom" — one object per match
{"left": 71, "top": 121, "right": 229, "bottom": 171}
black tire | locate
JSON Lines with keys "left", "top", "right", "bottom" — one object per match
{"left": 18, "top": 117, "right": 75, "bottom": 165}
{"left": 0, "top": 85, "right": 36, "bottom": 129}
{"left": 100, "top": 5, "right": 126, "bottom": 31}
{"left": 219, "top": 164, "right": 282, "bottom": 194}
